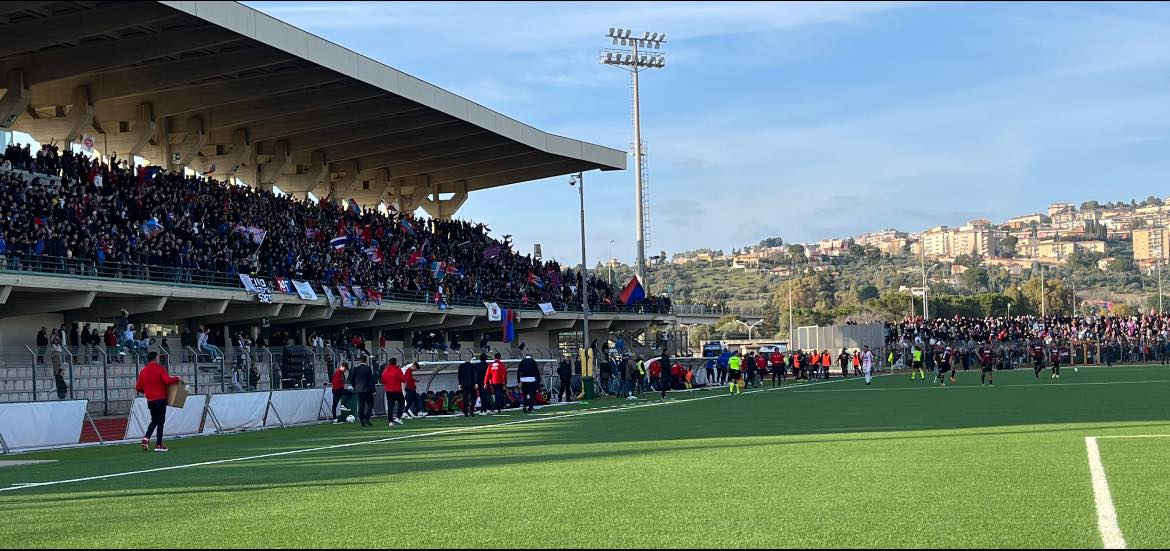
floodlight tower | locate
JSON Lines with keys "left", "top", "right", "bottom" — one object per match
{"left": 601, "top": 28, "right": 666, "bottom": 289}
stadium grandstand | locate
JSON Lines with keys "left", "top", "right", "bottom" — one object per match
{"left": 0, "top": 1, "right": 696, "bottom": 418}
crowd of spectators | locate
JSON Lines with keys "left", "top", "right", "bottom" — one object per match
{"left": 0, "top": 143, "right": 671, "bottom": 312}
{"left": 886, "top": 314, "right": 1170, "bottom": 346}
{"left": 885, "top": 313, "right": 1170, "bottom": 363}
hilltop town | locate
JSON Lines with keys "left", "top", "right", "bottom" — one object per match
{"left": 671, "top": 197, "right": 1169, "bottom": 275}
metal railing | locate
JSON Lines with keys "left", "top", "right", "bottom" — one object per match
{"left": 0, "top": 253, "right": 673, "bottom": 314}
{"left": 672, "top": 304, "right": 763, "bottom": 316}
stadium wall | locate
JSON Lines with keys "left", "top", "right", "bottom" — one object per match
{"left": 792, "top": 323, "right": 885, "bottom": 352}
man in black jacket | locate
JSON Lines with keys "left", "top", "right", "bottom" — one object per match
{"left": 36, "top": 327, "right": 48, "bottom": 364}
{"left": 517, "top": 354, "right": 541, "bottom": 413}
{"left": 474, "top": 353, "right": 490, "bottom": 413}
{"left": 557, "top": 357, "right": 573, "bottom": 402}
{"left": 659, "top": 349, "right": 671, "bottom": 400}
{"left": 457, "top": 359, "right": 478, "bottom": 417}
{"left": 348, "top": 358, "right": 376, "bottom": 427}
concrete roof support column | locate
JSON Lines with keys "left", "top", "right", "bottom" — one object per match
{"left": 313, "top": 158, "right": 357, "bottom": 199}
{"left": 192, "top": 128, "right": 251, "bottom": 177}
{"left": 172, "top": 116, "right": 207, "bottom": 169}
{"left": 129, "top": 103, "right": 157, "bottom": 158}
{"left": 63, "top": 88, "right": 95, "bottom": 144}
{"left": 390, "top": 175, "right": 428, "bottom": 214}
{"left": 0, "top": 70, "right": 29, "bottom": 129}
{"left": 419, "top": 179, "right": 468, "bottom": 220}
{"left": 276, "top": 149, "right": 326, "bottom": 194}
{"left": 257, "top": 139, "right": 290, "bottom": 190}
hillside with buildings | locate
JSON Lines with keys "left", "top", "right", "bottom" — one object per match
{"left": 633, "top": 196, "right": 1170, "bottom": 339}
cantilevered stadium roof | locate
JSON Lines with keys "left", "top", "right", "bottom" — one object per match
{"left": 0, "top": 0, "right": 625, "bottom": 214}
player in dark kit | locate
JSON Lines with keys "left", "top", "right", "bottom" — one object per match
{"left": 1049, "top": 347, "right": 1062, "bottom": 379}
{"left": 936, "top": 347, "right": 953, "bottom": 387}
{"left": 979, "top": 346, "right": 995, "bottom": 386}
{"left": 1031, "top": 344, "right": 1046, "bottom": 379}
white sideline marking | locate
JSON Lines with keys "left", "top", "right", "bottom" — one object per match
{"left": 0, "top": 375, "right": 860, "bottom": 494}
{"left": 791, "top": 380, "right": 1170, "bottom": 393}
{"left": 1085, "top": 437, "right": 1127, "bottom": 549}
{"left": 1093, "top": 435, "right": 1170, "bottom": 439}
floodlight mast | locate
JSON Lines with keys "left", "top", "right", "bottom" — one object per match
{"left": 601, "top": 28, "right": 666, "bottom": 290}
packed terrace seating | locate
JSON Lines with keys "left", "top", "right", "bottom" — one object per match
{"left": 0, "top": 143, "right": 671, "bottom": 313}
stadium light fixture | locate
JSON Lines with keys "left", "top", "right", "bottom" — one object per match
{"left": 598, "top": 28, "right": 667, "bottom": 288}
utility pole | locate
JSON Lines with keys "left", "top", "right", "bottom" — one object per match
{"left": 1159, "top": 259, "right": 1164, "bottom": 315}
{"left": 570, "top": 172, "right": 592, "bottom": 397}
{"left": 608, "top": 240, "right": 615, "bottom": 286}
{"left": 920, "top": 240, "right": 927, "bottom": 319}
{"left": 788, "top": 257, "right": 795, "bottom": 347}
{"left": 602, "top": 28, "right": 666, "bottom": 290}
{"left": 1040, "top": 264, "right": 1046, "bottom": 317}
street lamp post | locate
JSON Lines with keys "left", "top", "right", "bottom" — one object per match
{"left": 1159, "top": 259, "right": 1164, "bottom": 315}
{"left": 608, "top": 239, "right": 615, "bottom": 286}
{"left": 1040, "top": 263, "right": 1046, "bottom": 318}
{"left": 923, "top": 261, "right": 939, "bottom": 320}
{"left": 735, "top": 319, "right": 764, "bottom": 341}
{"left": 787, "top": 258, "right": 796, "bottom": 347}
{"left": 569, "top": 172, "right": 593, "bottom": 398}
{"left": 920, "top": 242, "right": 928, "bottom": 319}
{"left": 601, "top": 28, "right": 666, "bottom": 291}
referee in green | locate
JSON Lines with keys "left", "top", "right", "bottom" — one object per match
{"left": 728, "top": 351, "right": 742, "bottom": 395}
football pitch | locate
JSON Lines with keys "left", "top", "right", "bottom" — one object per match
{"left": 1, "top": 365, "right": 1168, "bottom": 548}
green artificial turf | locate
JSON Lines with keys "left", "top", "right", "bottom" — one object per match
{"left": 1095, "top": 436, "right": 1170, "bottom": 548}
{"left": 1, "top": 365, "right": 1167, "bottom": 548}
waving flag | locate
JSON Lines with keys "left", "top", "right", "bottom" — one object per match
{"left": 619, "top": 275, "right": 646, "bottom": 305}
{"left": 347, "top": 198, "right": 361, "bottom": 216}
{"left": 483, "top": 244, "right": 502, "bottom": 261}
{"left": 141, "top": 219, "right": 165, "bottom": 239}
{"left": 330, "top": 228, "right": 348, "bottom": 251}
{"left": 366, "top": 247, "right": 383, "bottom": 263}
{"left": 503, "top": 308, "right": 517, "bottom": 342}
{"left": 401, "top": 219, "right": 414, "bottom": 235}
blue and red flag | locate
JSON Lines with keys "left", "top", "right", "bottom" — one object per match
{"left": 619, "top": 275, "right": 646, "bottom": 305}
{"left": 503, "top": 308, "right": 516, "bottom": 342}
{"left": 330, "top": 229, "right": 348, "bottom": 251}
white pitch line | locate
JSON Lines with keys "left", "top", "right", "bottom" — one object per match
{"left": 790, "top": 379, "right": 1170, "bottom": 393}
{"left": 1085, "top": 436, "right": 1128, "bottom": 549}
{"left": 0, "top": 375, "right": 859, "bottom": 494}
{"left": 1093, "top": 434, "right": 1170, "bottom": 439}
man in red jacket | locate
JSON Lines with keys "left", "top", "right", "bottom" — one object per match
{"left": 380, "top": 357, "right": 406, "bottom": 426}
{"left": 134, "top": 351, "right": 181, "bottom": 452}
{"left": 483, "top": 353, "right": 507, "bottom": 415}
{"left": 330, "top": 362, "right": 352, "bottom": 423}
{"left": 402, "top": 361, "right": 426, "bottom": 418}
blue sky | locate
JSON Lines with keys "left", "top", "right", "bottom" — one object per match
{"left": 248, "top": 1, "right": 1170, "bottom": 264}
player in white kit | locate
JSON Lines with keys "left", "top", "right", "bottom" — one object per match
{"left": 862, "top": 345, "right": 875, "bottom": 385}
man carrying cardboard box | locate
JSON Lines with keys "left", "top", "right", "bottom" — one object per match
{"left": 135, "top": 351, "right": 182, "bottom": 452}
